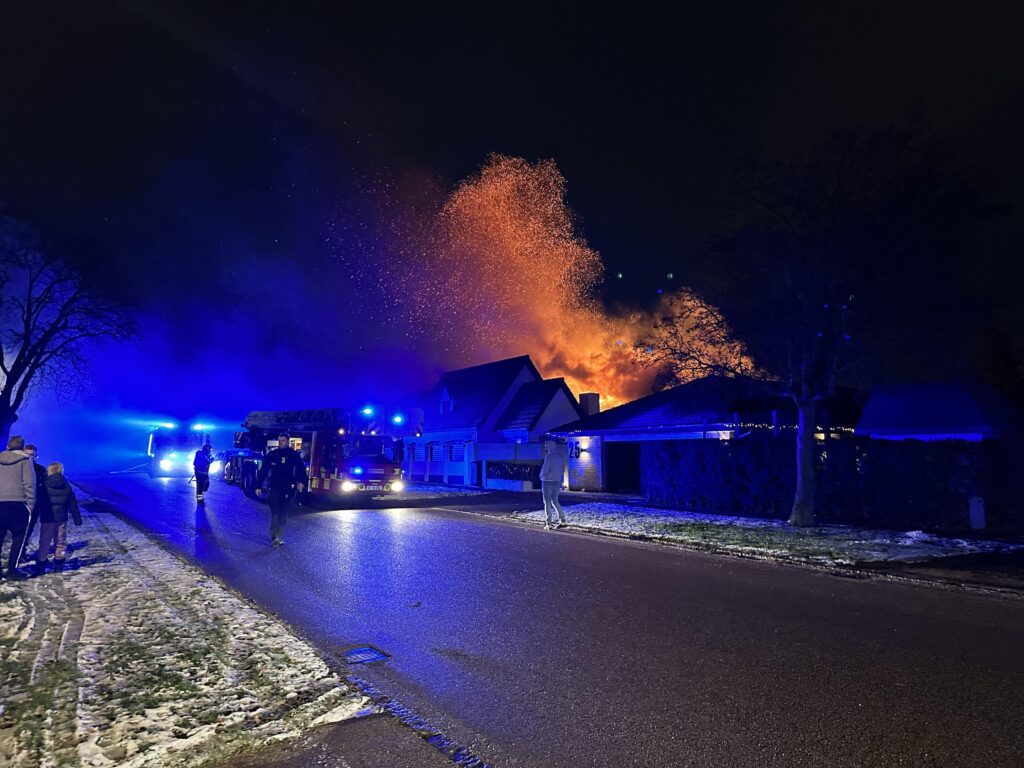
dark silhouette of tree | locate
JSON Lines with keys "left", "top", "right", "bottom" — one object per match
{"left": 637, "top": 128, "right": 984, "bottom": 526}
{"left": 0, "top": 217, "right": 134, "bottom": 441}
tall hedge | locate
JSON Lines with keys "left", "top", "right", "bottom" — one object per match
{"left": 640, "top": 436, "right": 1024, "bottom": 533}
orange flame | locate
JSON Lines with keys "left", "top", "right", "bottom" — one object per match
{"left": 424, "top": 155, "right": 659, "bottom": 406}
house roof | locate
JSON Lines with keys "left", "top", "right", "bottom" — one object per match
{"left": 855, "top": 382, "right": 1024, "bottom": 439}
{"left": 493, "top": 378, "right": 584, "bottom": 431}
{"left": 550, "top": 376, "right": 861, "bottom": 436}
{"left": 424, "top": 355, "right": 540, "bottom": 431}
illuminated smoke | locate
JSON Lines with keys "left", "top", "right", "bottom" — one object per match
{"left": 330, "top": 155, "right": 719, "bottom": 406}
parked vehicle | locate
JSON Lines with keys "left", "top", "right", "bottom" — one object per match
{"left": 224, "top": 407, "right": 422, "bottom": 501}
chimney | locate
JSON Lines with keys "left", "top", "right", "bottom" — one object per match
{"left": 579, "top": 392, "right": 600, "bottom": 416}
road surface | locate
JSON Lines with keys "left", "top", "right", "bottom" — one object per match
{"left": 76, "top": 474, "right": 1024, "bottom": 767}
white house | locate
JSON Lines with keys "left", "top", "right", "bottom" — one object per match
{"left": 403, "top": 355, "right": 587, "bottom": 488}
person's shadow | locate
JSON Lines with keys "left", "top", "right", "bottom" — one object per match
{"left": 195, "top": 502, "right": 212, "bottom": 533}
{"left": 61, "top": 554, "right": 115, "bottom": 570}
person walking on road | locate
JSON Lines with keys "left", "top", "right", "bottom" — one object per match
{"left": 193, "top": 443, "right": 214, "bottom": 504}
{"left": 0, "top": 436, "right": 36, "bottom": 580}
{"left": 256, "top": 433, "right": 306, "bottom": 546}
{"left": 36, "top": 461, "right": 82, "bottom": 572}
{"left": 540, "top": 440, "right": 567, "bottom": 530}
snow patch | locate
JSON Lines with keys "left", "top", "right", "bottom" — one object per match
{"left": 374, "top": 483, "right": 490, "bottom": 501}
{"left": 512, "top": 502, "right": 1024, "bottom": 566}
{"left": 0, "top": 511, "right": 368, "bottom": 767}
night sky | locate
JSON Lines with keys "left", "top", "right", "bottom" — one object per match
{"left": 2, "top": 2, "right": 1023, "bottom": 467}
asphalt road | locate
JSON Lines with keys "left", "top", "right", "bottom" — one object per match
{"left": 77, "top": 475, "right": 1024, "bottom": 767}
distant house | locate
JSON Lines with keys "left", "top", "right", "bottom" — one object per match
{"left": 403, "top": 356, "right": 587, "bottom": 487}
{"left": 855, "top": 382, "right": 1024, "bottom": 441}
{"left": 549, "top": 376, "right": 860, "bottom": 493}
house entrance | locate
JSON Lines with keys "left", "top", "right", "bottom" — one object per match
{"left": 605, "top": 441, "right": 641, "bottom": 493}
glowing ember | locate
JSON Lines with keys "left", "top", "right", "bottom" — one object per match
{"left": 330, "top": 154, "right": 726, "bottom": 406}
{"left": 420, "top": 155, "right": 660, "bottom": 405}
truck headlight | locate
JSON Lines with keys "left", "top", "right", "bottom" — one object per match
{"left": 209, "top": 461, "right": 223, "bottom": 474}
{"left": 391, "top": 480, "right": 404, "bottom": 492}
{"left": 159, "top": 459, "right": 173, "bottom": 471}
{"left": 341, "top": 480, "right": 357, "bottom": 492}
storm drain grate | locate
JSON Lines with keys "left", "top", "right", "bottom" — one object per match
{"left": 344, "top": 646, "right": 390, "bottom": 664}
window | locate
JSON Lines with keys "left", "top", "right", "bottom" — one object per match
{"left": 440, "top": 388, "right": 454, "bottom": 416}
{"left": 450, "top": 443, "right": 466, "bottom": 462}
{"left": 430, "top": 444, "right": 445, "bottom": 461}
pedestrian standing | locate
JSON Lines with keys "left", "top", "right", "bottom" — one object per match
{"left": 0, "top": 436, "right": 36, "bottom": 580}
{"left": 540, "top": 440, "right": 567, "bottom": 530}
{"left": 36, "top": 462, "right": 82, "bottom": 572}
{"left": 256, "top": 432, "right": 307, "bottom": 546}
{"left": 22, "top": 444, "right": 50, "bottom": 554}
{"left": 193, "top": 443, "right": 214, "bottom": 504}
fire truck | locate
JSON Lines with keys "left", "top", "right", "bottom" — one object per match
{"left": 224, "top": 406, "right": 422, "bottom": 501}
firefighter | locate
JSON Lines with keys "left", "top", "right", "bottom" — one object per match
{"left": 255, "top": 432, "right": 306, "bottom": 546}
{"left": 193, "top": 443, "right": 214, "bottom": 504}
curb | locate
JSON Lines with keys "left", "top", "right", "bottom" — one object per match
{"left": 347, "top": 676, "right": 494, "bottom": 768}
{"left": 438, "top": 506, "right": 1024, "bottom": 602}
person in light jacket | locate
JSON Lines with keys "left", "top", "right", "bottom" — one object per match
{"left": 0, "top": 435, "right": 36, "bottom": 579}
{"left": 539, "top": 440, "right": 567, "bottom": 530}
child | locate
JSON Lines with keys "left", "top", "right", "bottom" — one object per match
{"left": 36, "top": 462, "right": 82, "bottom": 571}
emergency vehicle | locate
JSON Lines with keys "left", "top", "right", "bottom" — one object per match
{"left": 147, "top": 424, "right": 216, "bottom": 477}
{"left": 225, "top": 406, "right": 422, "bottom": 500}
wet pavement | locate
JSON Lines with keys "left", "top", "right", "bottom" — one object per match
{"left": 77, "top": 474, "right": 1024, "bottom": 767}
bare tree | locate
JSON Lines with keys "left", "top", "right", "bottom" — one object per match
{"left": 0, "top": 217, "right": 134, "bottom": 441}
{"left": 637, "top": 129, "right": 982, "bottom": 526}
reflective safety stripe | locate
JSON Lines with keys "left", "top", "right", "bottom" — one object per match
{"left": 310, "top": 477, "right": 319, "bottom": 489}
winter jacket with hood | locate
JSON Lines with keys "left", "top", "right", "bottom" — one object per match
{"left": 43, "top": 474, "right": 81, "bottom": 525}
{"left": 0, "top": 450, "right": 36, "bottom": 510}
{"left": 540, "top": 447, "right": 567, "bottom": 483}
{"left": 32, "top": 462, "right": 52, "bottom": 519}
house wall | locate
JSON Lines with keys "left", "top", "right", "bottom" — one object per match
{"left": 404, "top": 430, "right": 476, "bottom": 484}
{"left": 532, "top": 390, "right": 584, "bottom": 441}
{"left": 479, "top": 366, "right": 540, "bottom": 437}
{"left": 567, "top": 435, "right": 603, "bottom": 491}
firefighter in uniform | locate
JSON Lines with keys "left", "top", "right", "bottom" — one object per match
{"left": 256, "top": 432, "right": 306, "bottom": 546}
{"left": 193, "top": 444, "right": 214, "bottom": 504}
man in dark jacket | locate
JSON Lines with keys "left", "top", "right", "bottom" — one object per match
{"left": 193, "top": 443, "right": 214, "bottom": 504}
{"left": 23, "top": 444, "right": 51, "bottom": 549}
{"left": 256, "top": 433, "right": 306, "bottom": 546}
{"left": 36, "top": 461, "right": 82, "bottom": 571}
{"left": 0, "top": 435, "right": 36, "bottom": 580}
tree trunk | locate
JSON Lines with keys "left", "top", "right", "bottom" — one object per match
{"left": 788, "top": 399, "right": 817, "bottom": 527}
{"left": 0, "top": 406, "right": 17, "bottom": 447}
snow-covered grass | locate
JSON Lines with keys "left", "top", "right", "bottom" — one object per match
{"left": 0, "top": 509, "right": 368, "bottom": 768}
{"left": 512, "top": 502, "right": 1024, "bottom": 566}
{"left": 374, "top": 482, "right": 490, "bottom": 501}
